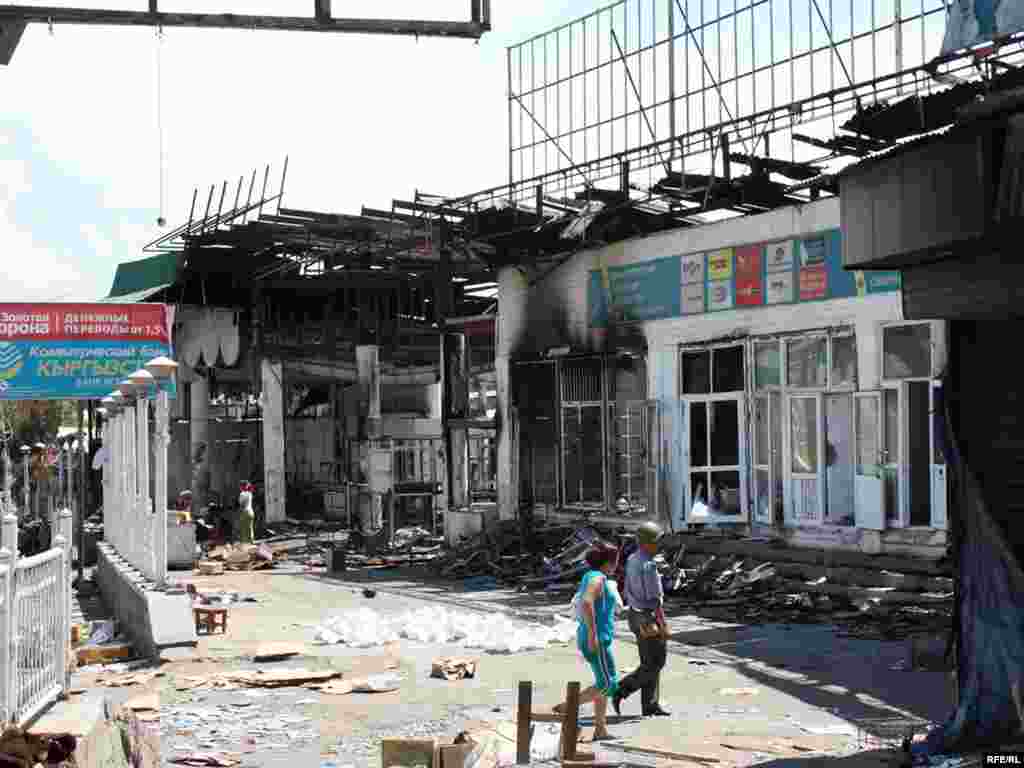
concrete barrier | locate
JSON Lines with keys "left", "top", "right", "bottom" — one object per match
{"left": 95, "top": 543, "right": 196, "bottom": 660}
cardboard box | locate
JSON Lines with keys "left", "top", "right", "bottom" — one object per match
{"left": 381, "top": 737, "right": 438, "bottom": 768}
{"left": 438, "top": 743, "right": 476, "bottom": 768}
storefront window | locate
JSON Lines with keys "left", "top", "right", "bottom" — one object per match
{"left": 713, "top": 346, "right": 745, "bottom": 393}
{"left": 884, "top": 324, "right": 931, "bottom": 379}
{"left": 681, "top": 350, "right": 711, "bottom": 394}
{"left": 831, "top": 335, "right": 857, "bottom": 388}
{"left": 755, "top": 341, "right": 781, "bottom": 389}
{"left": 786, "top": 337, "right": 827, "bottom": 388}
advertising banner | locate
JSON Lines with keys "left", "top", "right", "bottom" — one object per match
{"left": 0, "top": 303, "right": 175, "bottom": 400}
{"left": 588, "top": 229, "right": 901, "bottom": 327}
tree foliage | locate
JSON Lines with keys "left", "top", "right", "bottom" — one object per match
{"left": 0, "top": 400, "right": 67, "bottom": 453}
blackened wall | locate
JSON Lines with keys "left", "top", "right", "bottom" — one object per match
{"left": 950, "top": 319, "right": 1024, "bottom": 566}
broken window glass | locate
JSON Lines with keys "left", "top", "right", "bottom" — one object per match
{"left": 786, "top": 337, "right": 827, "bottom": 389}
{"left": 831, "top": 335, "right": 858, "bottom": 388}
{"left": 883, "top": 324, "right": 931, "bottom": 379}
{"left": 681, "top": 350, "right": 711, "bottom": 395}
{"left": 754, "top": 341, "right": 781, "bottom": 389}
{"left": 713, "top": 345, "right": 745, "bottom": 392}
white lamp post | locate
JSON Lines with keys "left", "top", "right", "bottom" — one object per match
{"left": 145, "top": 356, "right": 177, "bottom": 586}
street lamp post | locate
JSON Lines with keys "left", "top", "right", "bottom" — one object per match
{"left": 19, "top": 445, "right": 29, "bottom": 517}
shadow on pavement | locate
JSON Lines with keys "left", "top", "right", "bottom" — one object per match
{"left": 666, "top": 622, "right": 951, "bottom": 741}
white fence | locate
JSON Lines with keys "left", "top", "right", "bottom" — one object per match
{"left": 0, "top": 508, "right": 73, "bottom": 727}
{"left": 102, "top": 389, "right": 169, "bottom": 585}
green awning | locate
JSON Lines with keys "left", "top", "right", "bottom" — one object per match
{"left": 105, "top": 252, "right": 182, "bottom": 301}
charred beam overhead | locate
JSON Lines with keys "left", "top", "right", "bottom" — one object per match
{"left": 0, "top": 5, "right": 489, "bottom": 38}
{"left": 728, "top": 153, "right": 823, "bottom": 181}
{"left": 792, "top": 132, "right": 890, "bottom": 157}
{"left": 392, "top": 199, "right": 467, "bottom": 219}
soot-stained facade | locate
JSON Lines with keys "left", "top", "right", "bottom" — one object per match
{"left": 498, "top": 198, "right": 949, "bottom": 559}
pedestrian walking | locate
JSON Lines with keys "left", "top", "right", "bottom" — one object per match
{"left": 553, "top": 540, "right": 621, "bottom": 741}
{"left": 612, "top": 521, "right": 671, "bottom": 717}
{"left": 238, "top": 482, "right": 255, "bottom": 545}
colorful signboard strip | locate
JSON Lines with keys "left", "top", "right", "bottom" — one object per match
{"left": 589, "top": 228, "right": 900, "bottom": 328}
{"left": 0, "top": 303, "right": 175, "bottom": 401}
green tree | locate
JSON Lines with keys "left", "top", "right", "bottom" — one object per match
{"left": 0, "top": 400, "right": 65, "bottom": 454}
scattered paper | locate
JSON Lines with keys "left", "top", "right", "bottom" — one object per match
{"left": 718, "top": 687, "right": 760, "bottom": 696}
{"left": 431, "top": 657, "right": 478, "bottom": 681}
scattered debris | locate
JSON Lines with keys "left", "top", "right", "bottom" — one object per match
{"left": 94, "top": 669, "right": 163, "bottom": 688}
{"left": 0, "top": 727, "right": 76, "bottom": 767}
{"left": 124, "top": 692, "right": 159, "bottom": 713}
{"left": 174, "top": 668, "right": 343, "bottom": 690}
{"left": 309, "top": 673, "right": 403, "bottom": 695}
{"left": 200, "top": 542, "right": 288, "bottom": 572}
{"left": 313, "top": 605, "right": 576, "bottom": 653}
{"left": 253, "top": 642, "right": 303, "bottom": 662}
{"left": 431, "top": 657, "right": 478, "bottom": 681}
{"left": 719, "top": 687, "right": 760, "bottom": 696}
{"left": 169, "top": 752, "right": 242, "bottom": 767}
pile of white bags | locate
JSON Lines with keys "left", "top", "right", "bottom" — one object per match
{"left": 313, "top": 605, "right": 577, "bottom": 654}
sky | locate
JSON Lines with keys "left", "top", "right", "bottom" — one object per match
{"left": 0, "top": 0, "right": 951, "bottom": 304}
{"left": 0, "top": 0, "right": 600, "bottom": 302}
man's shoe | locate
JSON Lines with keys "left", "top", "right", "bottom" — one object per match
{"left": 643, "top": 706, "right": 672, "bottom": 717}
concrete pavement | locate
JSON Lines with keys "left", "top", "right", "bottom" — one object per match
{"left": 59, "top": 562, "right": 951, "bottom": 768}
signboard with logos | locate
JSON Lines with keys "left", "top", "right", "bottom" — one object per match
{"left": 588, "top": 229, "right": 900, "bottom": 327}
{"left": 0, "top": 303, "right": 175, "bottom": 400}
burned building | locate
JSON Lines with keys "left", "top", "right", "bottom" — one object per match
{"left": 103, "top": 172, "right": 498, "bottom": 540}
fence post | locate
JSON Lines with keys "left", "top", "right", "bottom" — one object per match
{"left": 55, "top": 508, "right": 72, "bottom": 693}
{"left": 1, "top": 513, "right": 17, "bottom": 725}
{"left": 53, "top": 515, "right": 67, "bottom": 697}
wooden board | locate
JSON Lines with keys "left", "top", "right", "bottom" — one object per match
{"left": 76, "top": 642, "right": 133, "bottom": 666}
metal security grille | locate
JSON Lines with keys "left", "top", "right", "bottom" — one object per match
{"left": 560, "top": 357, "right": 604, "bottom": 403}
{"left": 560, "top": 357, "right": 606, "bottom": 507}
{"left": 612, "top": 400, "right": 656, "bottom": 515}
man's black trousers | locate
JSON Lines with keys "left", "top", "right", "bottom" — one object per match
{"left": 618, "top": 609, "right": 667, "bottom": 713}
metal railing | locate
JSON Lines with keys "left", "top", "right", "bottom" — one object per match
{"left": 0, "top": 507, "right": 73, "bottom": 727}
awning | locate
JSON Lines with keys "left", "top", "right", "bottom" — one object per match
{"left": 104, "top": 252, "right": 182, "bottom": 302}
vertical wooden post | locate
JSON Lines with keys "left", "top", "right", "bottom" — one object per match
{"left": 516, "top": 680, "right": 532, "bottom": 764}
{"left": 563, "top": 680, "right": 581, "bottom": 761}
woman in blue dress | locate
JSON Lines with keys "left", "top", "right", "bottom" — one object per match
{"left": 553, "top": 541, "right": 620, "bottom": 741}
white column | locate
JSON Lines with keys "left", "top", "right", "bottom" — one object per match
{"left": 356, "top": 345, "right": 381, "bottom": 530}
{"left": 123, "top": 406, "right": 137, "bottom": 568}
{"left": 136, "top": 394, "right": 151, "bottom": 579}
{"left": 153, "top": 389, "right": 169, "bottom": 585}
{"left": 261, "top": 359, "right": 286, "bottom": 523}
{"left": 190, "top": 374, "right": 210, "bottom": 513}
{"left": 496, "top": 266, "right": 525, "bottom": 522}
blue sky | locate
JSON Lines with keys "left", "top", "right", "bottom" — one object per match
{"left": 0, "top": 1, "right": 598, "bottom": 302}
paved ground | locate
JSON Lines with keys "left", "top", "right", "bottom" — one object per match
{"left": 66, "top": 562, "right": 953, "bottom": 768}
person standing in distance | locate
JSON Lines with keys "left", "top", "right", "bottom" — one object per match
{"left": 613, "top": 521, "right": 671, "bottom": 717}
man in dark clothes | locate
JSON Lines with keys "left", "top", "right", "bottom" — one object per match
{"left": 612, "top": 521, "right": 670, "bottom": 717}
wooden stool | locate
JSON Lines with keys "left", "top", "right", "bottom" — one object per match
{"left": 194, "top": 606, "right": 228, "bottom": 634}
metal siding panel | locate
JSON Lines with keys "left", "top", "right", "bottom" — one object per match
{"left": 902, "top": 253, "right": 1024, "bottom": 320}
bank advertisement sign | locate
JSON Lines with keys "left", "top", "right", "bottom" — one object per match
{"left": 0, "top": 303, "right": 175, "bottom": 400}
{"left": 589, "top": 228, "right": 901, "bottom": 327}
